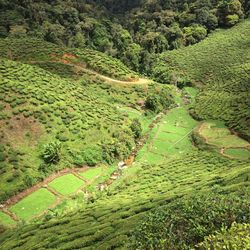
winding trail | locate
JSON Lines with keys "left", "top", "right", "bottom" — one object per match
{"left": 78, "top": 65, "right": 151, "bottom": 85}
{"left": 29, "top": 60, "right": 151, "bottom": 85}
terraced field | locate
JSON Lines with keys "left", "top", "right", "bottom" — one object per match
{"left": 0, "top": 151, "right": 249, "bottom": 249}
{"left": 0, "top": 166, "right": 113, "bottom": 225}
{"left": 137, "top": 106, "right": 197, "bottom": 164}
{"left": 196, "top": 120, "right": 250, "bottom": 159}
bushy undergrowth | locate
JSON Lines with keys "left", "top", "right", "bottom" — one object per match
{"left": 129, "top": 191, "right": 250, "bottom": 249}
{"left": 198, "top": 222, "right": 250, "bottom": 250}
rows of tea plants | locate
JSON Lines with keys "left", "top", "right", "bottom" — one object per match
{"left": 0, "top": 152, "right": 249, "bottom": 249}
{"left": 0, "top": 37, "right": 138, "bottom": 81}
{"left": 0, "top": 58, "right": 154, "bottom": 202}
{"left": 153, "top": 20, "right": 250, "bottom": 139}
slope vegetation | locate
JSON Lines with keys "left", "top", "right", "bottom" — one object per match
{"left": 153, "top": 20, "right": 250, "bottom": 139}
{"left": 0, "top": 56, "right": 164, "bottom": 203}
{"left": 0, "top": 152, "right": 249, "bottom": 249}
{"left": 0, "top": 37, "right": 139, "bottom": 81}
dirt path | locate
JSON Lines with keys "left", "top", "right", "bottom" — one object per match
{"left": 68, "top": 63, "right": 151, "bottom": 85}
{"left": 29, "top": 60, "right": 151, "bottom": 85}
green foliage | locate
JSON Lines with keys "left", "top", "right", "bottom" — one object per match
{"left": 41, "top": 141, "right": 61, "bottom": 164}
{"left": 81, "top": 146, "right": 102, "bottom": 166}
{"left": 102, "top": 130, "right": 135, "bottom": 164}
{"left": 0, "top": 0, "right": 248, "bottom": 72}
{"left": 198, "top": 223, "right": 250, "bottom": 250}
{"left": 225, "top": 14, "right": 240, "bottom": 26}
{"left": 183, "top": 24, "right": 207, "bottom": 45}
{"left": 217, "top": 0, "right": 243, "bottom": 26}
{"left": 145, "top": 88, "right": 174, "bottom": 113}
{"left": 129, "top": 192, "right": 250, "bottom": 250}
{"left": 130, "top": 118, "right": 142, "bottom": 139}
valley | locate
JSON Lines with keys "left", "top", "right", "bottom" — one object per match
{"left": 0, "top": 1, "right": 249, "bottom": 249}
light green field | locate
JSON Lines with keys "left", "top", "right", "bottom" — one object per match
{"left": 10, "top": 189, "right": 56, "bottom": 220}
{"left": 48, "top": 174, "right": 84, "bottom": 195}
{"left": 138, "top": 106, "right": 197, "bottom": 163}
{"left": 199, "top": 121, "right": 249, "bottom": 149}
{"left": 224, "top": 148, "right": 250, "bottom": 160}
{"left": 0, "top": 212, "right": 16, "bottom": 226}
{"left": 80, "top": 167, "right": 104, "bottom": 180}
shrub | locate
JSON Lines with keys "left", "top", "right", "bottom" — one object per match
{"left": 176, "top": 77, "right": 192, "bottom": 89}
{"left": 23, "top": 175, "right": 36, "bottom": 187}
{"left": 145, "top": 94, "right": 162, "bottom": 113}
{"left": 130, "top": 119, "right": 142, "bottom": 139}
{"left": 102, "top": 131, "right": 134, "bottom": 164}
{"left": 198, "top": 223, "right": 250, "bottom": 249}
{"left": 41, "top": 141, "right": 61, "bottom": 164}
{"left": 225, "top": 14, "right": 239, "bottom": 26}
{"left": 81, "top": 146, "right": 102, "bottom": 166}
{"left": 129, "top": 191, "right": 250, "bottom": 249}
{"left": 145, "top": 88, "right": 174, "bottom": 113}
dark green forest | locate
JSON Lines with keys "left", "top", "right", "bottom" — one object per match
{"left": 0, "top": 0, "right": 249, "bottom": 72}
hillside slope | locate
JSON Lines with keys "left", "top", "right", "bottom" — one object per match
{"left": 0, "top": 152, "right": 249, "bottom": 249}
{"left": 0, "top": 37, "right": 139, "bottom": 81}
{"left": 0, "top": 56, "right": 166, "bottom": 203}
{"left": 153, "top": 19, "right": 250, "bottom": 139}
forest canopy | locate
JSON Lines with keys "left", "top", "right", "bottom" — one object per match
{"left": 0, "top": 0, "right": 249, "bottom": 73}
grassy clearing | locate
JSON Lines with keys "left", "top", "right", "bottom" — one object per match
{"left": 9, "top": 188, "right": 56, "bottom": 221}
{"left": 80, "top": 167, "right": 104, "bottom": 180}
{"left": 0, "top": 212, "right": 16, "bottom": 226}
{"left": 198, "top": 121, "right": 249, "bottom": 156}
{"left": 48, "top": 174, "right": 84, "bottom": 196}
{"left": 139, "top": 106, "right": 197, "bottom": 163}
{"left": 224, "top": 148, "right": 250, "bottom": 160}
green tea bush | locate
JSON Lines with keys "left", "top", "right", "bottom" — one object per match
{"left": 129, "top": 192, "right": 250, "bottom": 250}
{"left": 198, "top": 223, "right": 250, "bottom": 250}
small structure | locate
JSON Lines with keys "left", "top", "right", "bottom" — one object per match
{"left": 118, "top": 161, "right": 127, "bottom": 170}
{"left": 97, "top": 184, "right": 107, "bottom": 191}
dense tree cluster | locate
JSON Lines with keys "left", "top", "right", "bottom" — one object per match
{"left": 0, "top": 0, "right": 249, "bottom": 73}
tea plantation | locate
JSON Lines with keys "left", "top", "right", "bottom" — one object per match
{"left": 0, "top": 37, "right": 139, "bottom": 81}
{"left": 0, "top": 57, "right": 172, "bottom": 203}
{"left": 154, "top": 19, "right": 250, "bottom": 140}
{"left": 0, "top": 152, "right": 249, "bottom": 249}
{"left": 0, "top": 11, "right": 249, "bottom": 250}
